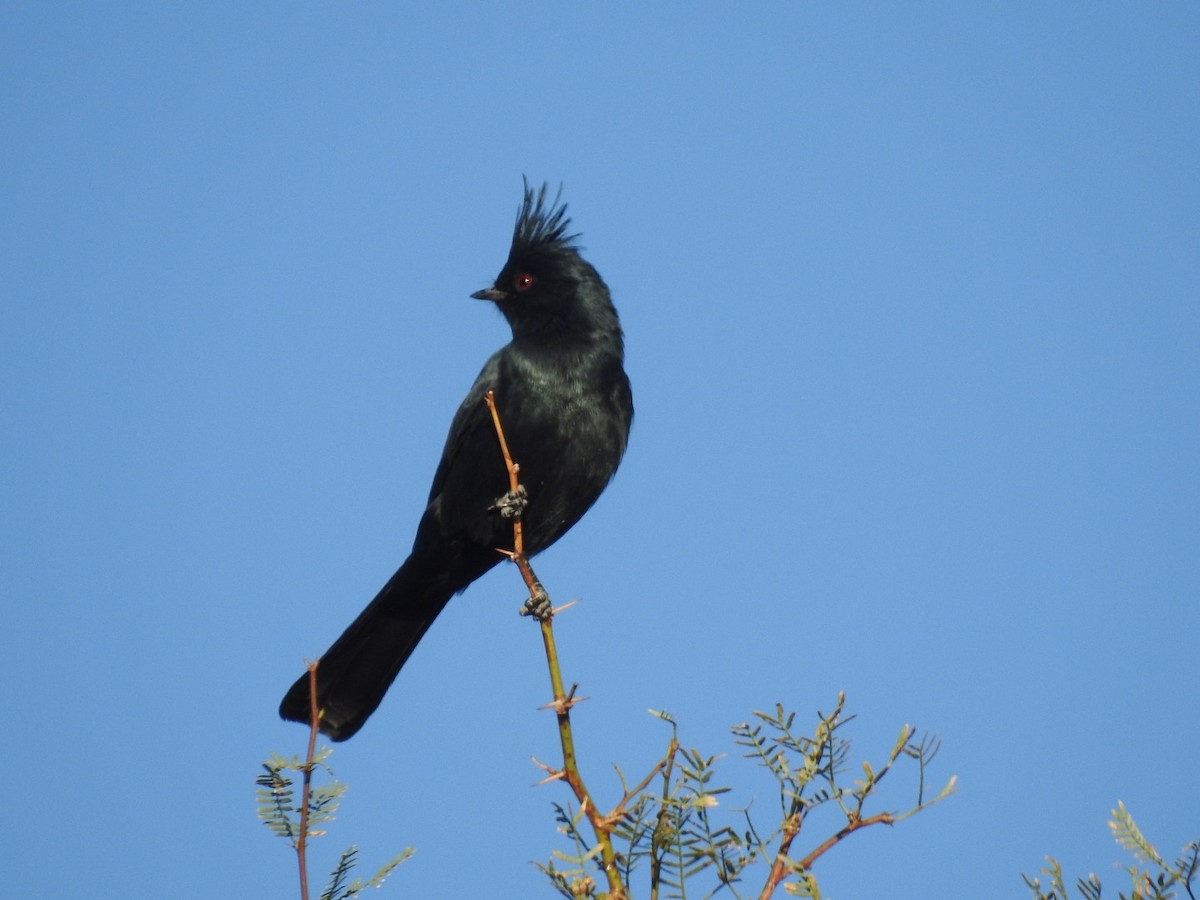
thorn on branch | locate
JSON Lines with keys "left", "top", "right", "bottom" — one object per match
{"left": 540, "top": 683, "right": 587, "bottom": 715}
{"left": 531, "top": 756, "right": 567, "bottom": 786}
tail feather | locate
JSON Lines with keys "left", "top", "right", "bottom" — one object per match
{"left": 279, "top": 560, "right": 452, "bottom": 741}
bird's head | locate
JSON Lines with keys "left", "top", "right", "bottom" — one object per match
{"left": 472, "top": 180, "right": 619, "bottom": 345}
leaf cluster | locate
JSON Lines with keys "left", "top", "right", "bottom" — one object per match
{"left": 537, "top": 695, "right": 954, "bottom": 899}
{"left": 1023, "top": 802, "right": 1198, "bottom": 900}
{"left": 256, "top": 750, "right": 340, "bottom": 846}
{"left": 256, "top": 750, "right": 411, "bottom": 900}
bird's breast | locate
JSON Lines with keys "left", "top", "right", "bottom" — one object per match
{"left": 494, "top": 349, "right": 630, "bottom": 553}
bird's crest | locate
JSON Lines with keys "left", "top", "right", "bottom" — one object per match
{"left": 511, "top": 179, "right": 581, "bottom": 258}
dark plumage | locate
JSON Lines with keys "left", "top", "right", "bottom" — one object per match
{"left": 279, "top": 182, "right": 633, "bottom": 740}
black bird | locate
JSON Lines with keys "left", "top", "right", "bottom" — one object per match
{"left": 279, "top": 182, "right": 633, "bottom": 741}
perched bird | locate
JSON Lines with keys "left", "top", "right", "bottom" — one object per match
{"left": 279, "top": 182, "right": 633, "bottom": 741}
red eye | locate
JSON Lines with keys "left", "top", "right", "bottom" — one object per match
{"left": 514, "top": 273, "right": 535, "bottom": 292}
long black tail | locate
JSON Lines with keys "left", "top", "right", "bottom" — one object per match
{"left": 279, "top": 558, "right": 453, "bottom": 742}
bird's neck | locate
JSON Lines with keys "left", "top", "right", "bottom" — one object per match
{"left": 508, "top": 328, "right": 623, "bottom": 373}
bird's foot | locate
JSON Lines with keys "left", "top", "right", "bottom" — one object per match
{"left": 519, "top": 584, "right": 553, "bottom": 621}
{"left": 491, "top": 484, "right": 529, "bottom": 520}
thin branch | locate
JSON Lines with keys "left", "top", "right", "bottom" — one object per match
{"left": 650, "top": 735, "right": 680, "bottom": 900}
{"left": 484, "top": 390, "right": 526, "bottom": 564}
{"left": 612, "top": 749, "right": 677, "bottom": 822}
{"left": 297, "top": 659, "right": 320, "bottom": 900}
{"left": 757, "top": 812, "right": 895, "bottom": 900}
{"left": 798, "top": 812, "right": 894, "bottom": 870}
{"left": 484, "top": 390, "right": 627, "bottom": 899}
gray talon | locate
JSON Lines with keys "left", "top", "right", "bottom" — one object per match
{"left": 491, "top": 484, "right": 529, "bottom": 519}
{"left": 519, "top": 586, "right": 552, "bottom": 621}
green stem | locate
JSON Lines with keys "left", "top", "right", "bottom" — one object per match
{"left": 539, "top": 612, "right": 624, "bottom": 898}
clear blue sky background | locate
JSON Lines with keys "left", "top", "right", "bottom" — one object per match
{"left": 3, "top": 4, "right": 1196, "bottom": 898}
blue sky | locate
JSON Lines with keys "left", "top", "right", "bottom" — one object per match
{"left": 3, "top": 4, "right": 1197, "bottom": 897}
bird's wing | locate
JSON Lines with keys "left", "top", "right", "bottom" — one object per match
{"left": 421, "top": 353, "right": 512, "bottom": 546}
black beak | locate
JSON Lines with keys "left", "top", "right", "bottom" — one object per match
{"left": 470, "top": 287, "right": 508, "bottom": 302}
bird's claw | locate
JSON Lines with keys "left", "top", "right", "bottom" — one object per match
{"left": 519, "top": 585, "right": 553, "bottom": 621}
{"left": 491, "top": 484, "right": 529, "bottom": 520}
